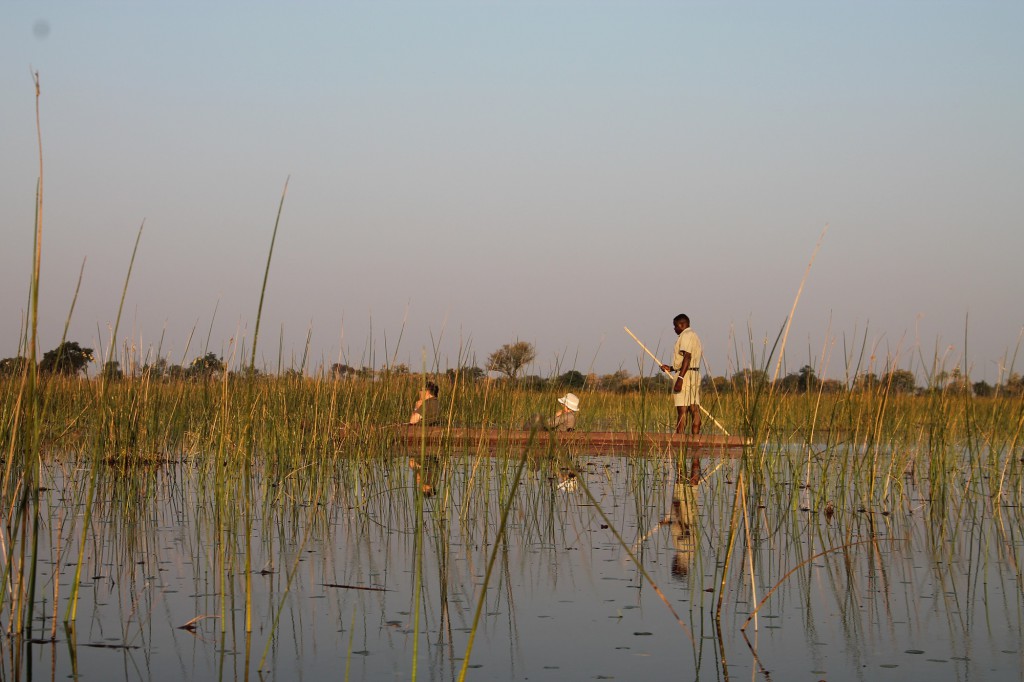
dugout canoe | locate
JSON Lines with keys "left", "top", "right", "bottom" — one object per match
{"left": 403, "top": 426, "right": 750, "bottom": 454}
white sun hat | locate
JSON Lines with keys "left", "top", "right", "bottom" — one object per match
{"left": 557, "top": 392, "right": 580, "bottom": 412}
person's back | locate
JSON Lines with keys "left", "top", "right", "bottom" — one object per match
{"left": 409, "top": 381, "right": 442, "bottom": 426}
{"left": 421, "top": 395, "right": 440, "bottom": 426}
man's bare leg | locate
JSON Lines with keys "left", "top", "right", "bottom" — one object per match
{"left": 675, "top": 406, "right": 687, "bottom": 434}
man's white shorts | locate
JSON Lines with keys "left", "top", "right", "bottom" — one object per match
{"left": 672, "top": 372, "right": 701, "bottom": 407}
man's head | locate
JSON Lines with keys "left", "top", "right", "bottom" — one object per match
{"left": 425, "top": 381, "right": 439, "bottom": 398}
{"left": 672, "top": 314, "right": 690, "bottom": 334}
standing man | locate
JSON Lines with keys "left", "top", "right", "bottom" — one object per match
{"left": 660, "top": 314, "right": 702, "bottom": 435}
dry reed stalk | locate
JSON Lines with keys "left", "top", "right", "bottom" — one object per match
{"left": 771, "top": 223, "right": 829, "bottom": 384}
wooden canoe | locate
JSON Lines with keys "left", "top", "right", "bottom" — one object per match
{"left": 403, "top": 426, "right": 750, "bottom": 454}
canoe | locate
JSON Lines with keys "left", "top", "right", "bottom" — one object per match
{"left": 403, "top": 426, "right": 750, "bottom": 454}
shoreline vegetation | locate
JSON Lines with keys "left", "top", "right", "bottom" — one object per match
{"left": 2, "top": 365, "right": 1024, "bottom": 459}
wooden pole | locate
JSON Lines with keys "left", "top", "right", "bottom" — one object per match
{"left": 624, "top": 326, "right": 731, "bottom": 436}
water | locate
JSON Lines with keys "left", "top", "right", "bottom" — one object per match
{"left": 12, "top": 448, "right": 1024, "bottom": 680}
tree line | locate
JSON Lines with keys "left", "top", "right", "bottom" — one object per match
{"left": 0, "top": 341, "right": 228, "bottom": 381}
{"left": 4, "top": 340, "right": 1023, "bottom": 396}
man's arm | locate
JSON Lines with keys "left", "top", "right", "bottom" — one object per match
{"left": 674, "top": 350, "right": 691, "bottom": 392}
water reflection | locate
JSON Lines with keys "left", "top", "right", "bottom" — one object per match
{"left": 409, "top": 453, "right": 441, "bottom": 496}
{"left": 8, "top": 447, "right": 1024, "bottom": 681}
{"left": 668, "top": 481, "right": 697, "bottom": 580}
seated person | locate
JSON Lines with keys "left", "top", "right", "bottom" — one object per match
{"left": 524, "top": 392, "right": 581, "bottom": 431}
{"left": 408, "top": 381, "right": 440, "bottom": 426}
{"left": 549, "top": 392, "right": 580, "bottom": 431}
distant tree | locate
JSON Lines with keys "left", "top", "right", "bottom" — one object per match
{"left": 972, "top": 380, "right": 994, "bottom": 397}
{"left": 797, "top": 365, "right": 819, "bottom": 391}
{"left": 776, "top": 372, "right": 801, "bottom": 393}
{"left": 331, "top": 363, "right": 356, "bottom": 379}
{"left": 946, "top": 367, "right": 971, "bottom": 393}
{"left": 142, "top": 357, "right": 169, "bottom": 380}
{"left": 520, "top": 374, "right": 547, "bottom": 391}
{"left": 101, "top": 360, "right": 123, "bottom": 381}
{"left": 731, "top": 369, "right": 769, "bottom": 392}
{"left": 853, "top": 372, "right": 880, "bottom": 392}
{"left": 380, "top": 363, "right": 409, "bottom": 377}
{"left": 185, "top": 352, "right": 224, "bottom": 379}
{"left": 599, "top": 370, "right": 631, "bottom": 392}
{"left": 486, "top": 341, "right": 536, "bottom": 380}
{"left": 0, "top": 356, "right": 31, "bottom": 377}
{"left": 705, "top": 375, "right": 731, "bottom": 394}
{"left": 555, "top": 370, "right": 586, "bottom": 389}
{"left": 820, "top": 379, "right": 845, "bottom": 393}
{"left": 233, "top": 365, "right": 263, "bottom": 380}
{"left": 617, "top": 375, "right": 644, "bottom": 392}
{"left": 356, "top": 366, "right": 375, "bottom": 379}
{"left": 882, "top": 369, "right": 917, "bottom": 393}
{"left": 39, "top": 341, "right": 93, "bottom": 376}
{"left": 446, "top": 366, "right": 485, "bottom": 382}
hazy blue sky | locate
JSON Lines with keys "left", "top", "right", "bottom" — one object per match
{"left": 2, "top": 2, "right": 1022, "bottom": 383}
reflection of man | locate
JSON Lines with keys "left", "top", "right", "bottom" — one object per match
{"left": 669, "top": 482, "right": 697, "bottom": 579}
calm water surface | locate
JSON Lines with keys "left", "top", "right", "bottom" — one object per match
{"left": 17, "top": 448, "right": 1024, "bottom": 681}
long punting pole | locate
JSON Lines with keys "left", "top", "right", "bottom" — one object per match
{"left": 623, "top": 326, "right": 731, "bottom": 436}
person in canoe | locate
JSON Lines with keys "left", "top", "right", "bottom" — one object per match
{"left": 550, "top": 392, "right": 580, "bottom": 431}
{"left": 408, "top": 381, "right": 441, "bottom": 426}
{"left": 660, "top": 313, "right": 702, "bottom": 435}
{"left": 524, "top": 392, "right": 580, "bottom": 431}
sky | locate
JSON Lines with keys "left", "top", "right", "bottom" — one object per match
{"left": 2, "top": 1, "right": 1022, "bottom": 384}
